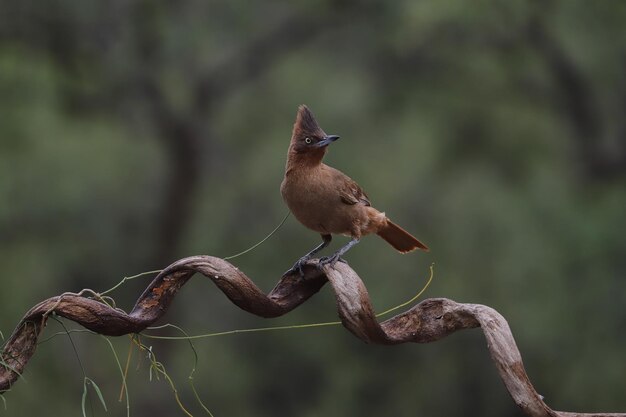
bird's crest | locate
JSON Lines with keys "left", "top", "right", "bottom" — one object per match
{"left": 293, "top": 104, "right": 324, "bottom": 137}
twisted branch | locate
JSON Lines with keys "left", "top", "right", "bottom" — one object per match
{"left": 0, "top": 256, "right": 623, "bottom": 417}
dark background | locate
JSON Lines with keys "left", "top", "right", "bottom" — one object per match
{"left": 1, "top": 1, "right": 625, "bottom": 416}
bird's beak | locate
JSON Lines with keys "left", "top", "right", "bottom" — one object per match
{"left": 315, "top": 135, "right": 340, "bottom": 148}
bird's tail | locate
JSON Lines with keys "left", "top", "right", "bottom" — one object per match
{"left": 377, "top": 219, "right": 429, "bottom": 253}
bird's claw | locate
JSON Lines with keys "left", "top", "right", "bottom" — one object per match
{"left": 284, "top": 257, "right": 309, "bottom": 278}
{"left": 286, "top": 255, "right": 347, "bottom": 277}
{"left": 317, "top": 255, "right": 347, "bottom": 269}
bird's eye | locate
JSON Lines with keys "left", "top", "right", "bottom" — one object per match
{"left": 304, "top": 137, "right": 312, "bottom": 144}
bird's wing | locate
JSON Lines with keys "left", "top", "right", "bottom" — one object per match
{"left": 338, "top": 176, "right": 371, "bottom": 207}
{"left": 322, "top": 164, "right": 371, "bottom": 206}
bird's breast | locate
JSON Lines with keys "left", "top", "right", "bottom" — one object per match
{"left": 281, "top": 170, "right": 367, "bottom": 236}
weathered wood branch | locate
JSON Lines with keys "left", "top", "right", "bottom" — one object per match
{"left": 0, "top": 256, "right": 623, "bottom": 417}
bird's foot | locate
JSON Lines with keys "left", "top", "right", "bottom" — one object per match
{"left": 283, "top": 256, "right": 310, "bottom": 278}
{"left": 318, "top": 254, "right": 347, "bottom": 269}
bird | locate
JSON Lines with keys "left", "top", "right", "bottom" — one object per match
{"left": 280, "top": 105, "right": 429, "bottom": 276}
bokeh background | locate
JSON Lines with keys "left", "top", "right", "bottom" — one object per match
{"left": 1, "top": 1, "right": 625, "bottom": 416}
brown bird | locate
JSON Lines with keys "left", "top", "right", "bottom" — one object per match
{"left": 281, "top": 105, "right": 429, "bottom": 275}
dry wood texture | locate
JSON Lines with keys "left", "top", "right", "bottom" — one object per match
{"left": 0, "top": 255, "right": 624, "bottom": 417}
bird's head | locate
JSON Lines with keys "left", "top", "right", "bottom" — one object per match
{"left": 289, "top": 105, "right": 340, "bottom": 158}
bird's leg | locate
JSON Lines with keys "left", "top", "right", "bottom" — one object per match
{"left": 319, "top": 238, "right": 360, "bottom": 268}
{"left": 285, "top": 234, "right": 332, "bottom": 277}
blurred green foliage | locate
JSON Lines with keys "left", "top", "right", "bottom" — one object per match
{"left": 1, "top": 1, "right": 625, "bottom": 416}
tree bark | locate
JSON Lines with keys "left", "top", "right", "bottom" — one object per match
{"left": 1, "top": 256, "right": 624, "bottom": 417}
